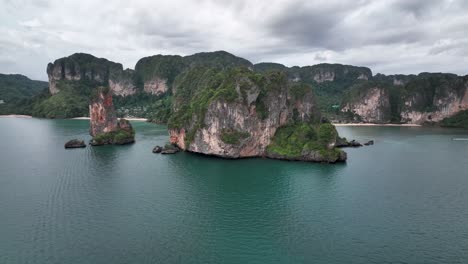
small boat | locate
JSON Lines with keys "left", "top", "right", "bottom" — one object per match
{"left": 452, "top": 138, "right": 468, "bottom": 141}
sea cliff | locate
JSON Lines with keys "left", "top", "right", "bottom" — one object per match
{"left": 167, "top": 67, "right": 346, "bottom": 162}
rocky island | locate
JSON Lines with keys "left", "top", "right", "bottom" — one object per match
{"left": 64, "top": 139, "right": 86, "bottom": 149}
{"left": 167, "top": 67, "right": 346, "bottom": 162}
{"left": 89, "top": 87, "right": 135, "bottom": 146}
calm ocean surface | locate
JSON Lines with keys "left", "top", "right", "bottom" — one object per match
{"left": 1, "top": 118, "right": 467, "bottom": 264}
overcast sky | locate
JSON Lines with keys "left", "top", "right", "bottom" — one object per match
{"left": 1, "top": 0, "right": 468, "bottom": 80}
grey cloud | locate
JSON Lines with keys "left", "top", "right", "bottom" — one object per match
{"left": 314, "top": 53, "right": 327, "bottom": 62}
{"left": 1, "top": 0, "right": 468, "bottom": 79}
{"left": 391, "top": 0, "right": 437, "bottom": 18}
{"left": 266, "top": 2, "right": 355, "bottom": 50}
{"left": 429, "top": 40, "right": 468, "bottom": 56}
{"left": 264, "top": 0, "right": 432, "bottom": 52}
{"left": 370, "top": 28, "right": 427, "bottom": 46}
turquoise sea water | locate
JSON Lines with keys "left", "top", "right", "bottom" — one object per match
{"left": 0, "top": 118, "right": 467, "bottom": 263}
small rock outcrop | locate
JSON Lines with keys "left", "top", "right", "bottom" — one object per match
{"left": 152, "top": 144, "right": 180, "bottom": 154}
{"left": 364, "top": 140, "right": 374, "bottom": 146}
{"left": 161, "top": 144, "right": 180, "bottom": 154}
{"left": 64, "top": 139, "right": 86, "bottom": 149}
{"left": 335, "top": 138, "right": 363, "bottom": 148}
{"left": 89, "top": 87, "right": 135, "bottom": 146}
{"left": 152, "top": 146, "right": 163, "bottom": 153}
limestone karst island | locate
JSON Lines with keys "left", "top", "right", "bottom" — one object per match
{"left": 2, "top": 51, "right": 468, "bottom": 162}
{"left": 1, "top": 1, "right": 468, "bottom": 263}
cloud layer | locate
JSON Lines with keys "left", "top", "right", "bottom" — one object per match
{"left": 1, "top": 0, "right": 468, "bottom": 80}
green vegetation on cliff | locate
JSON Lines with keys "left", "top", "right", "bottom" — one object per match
{"left": 91, "top": 129, "right": 135, "bottom": 145}
{"left": 168, "top": 67, "right": 289, "bottom": 146}
{"left": 266, "top": 122, "right": 343, "bottom": 160}
{"left": 135, "top": 51, "right": 252, "bottom": 91}
{"left": 185, "top": 51, "right": 252, "bottom": 69}
{"left": 113, "top": 93, "right": 172, "bottom": 123}
{"left": 340, "top": 73, "right": 468, "bottom": 123}
{"left": 0, "top": 74, "right": 46, "bottom": 101}
{"left": 220, "top": 129, "right": 250, "bottom": 145}
{"left": 439, "top": 110, "right": 468, "bottom": 128}
{"left": 252, "top": 63, "right": 372, "bottom": 116}
{"left": 165, "top": 59, "right": 343, "bottom": 161}
{"left": 135, "top": 55, "right": 185, "bottom": 89}
{"left": 341, "top": 81, "right": 399, "bottom": 122}
{"left": 32, "top": 80, "right": 91, "bottom": 118}
{"left": 0, "top": 74, "right": 48, "bottom": 115}
{"left": 266, "top": 123, "right": 317, "bottom": 157}
{"left": 401, "top": 73, "right": 466, "bottom": 112}
{"left": 253, "top": 62, "right": 287, "bottom": 73}
{"left": 34, "top": 51, "right": 251, "bottom": 120}
{"left": 168, "top": 67, "right": 265, "bottom": 129}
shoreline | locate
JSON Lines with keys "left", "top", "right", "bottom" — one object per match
{"left": 71, "top": 117, "right": 148, "bottom": 121}
{"left": 0, "top": 114, "right": 32, "bottom": 118}
{"left": 0, "top": 115, "right": 148, "bottom": 121}
{"left": 332, "top": 123, "right": 421, "bottom": 127}
{"left": 0, "top": 116, "right": 423, "bottom": 126}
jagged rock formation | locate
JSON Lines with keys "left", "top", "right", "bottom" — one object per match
{"left": 341, "top": 83, "right": 392, "bottom": 123}
{"left": 89, "top": 87, "right": 118, "bottom": 136}
{"left": 167, "top": 67, "right": 346, "bottom": 163}
{"left": 47, "top": 53, "right": 136, "bottom": 96}
{"left": 89, "top": 87, "right": 135, "bottom": 145}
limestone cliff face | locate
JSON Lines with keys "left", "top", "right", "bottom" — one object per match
{"left": 401, "top": 85, "right": 468, "bottom": 123}
{"left": 47, "top": 53, "right": 136, "bottom": 96}
{"left": 342, "top": 87, "right": 391, "bottom": 123}
{"left": 313, "top": 70, "right": 335, "bottom": 83}
{"left": 168, "top": 68, "right": 345, "bottom": 162}
{"left": 109, "top": 79, "right": 136, "bottom": 96}
{"left": 143, "top": 77, "right": 168, "bottom": 95}
{"left": 303, "top": 64, "right": 372, "bottom": 84}
{"left": 109, "top": 69, "right": 136, "bottom": 96}
{"left": 170, "top": 92, "right": 292, "bottom": 158}
{"left": 340, "top": 74, "right": 468, "bottom": 124}
{"left": 89, "top": 87, "right": 118, "bottom": 137}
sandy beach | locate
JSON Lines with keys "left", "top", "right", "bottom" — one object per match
{"left": 332, "top": 123, "right": 421, "bottom": 127}
{"left": 0, "top": 115, "right": 33, "bottom": 118}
